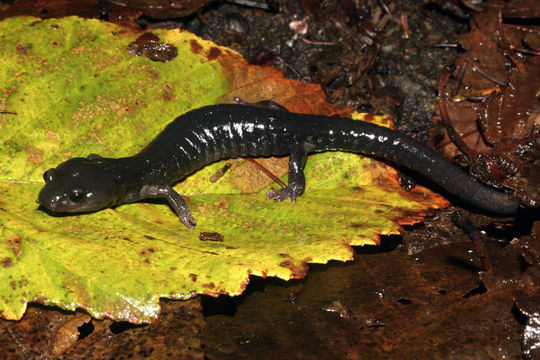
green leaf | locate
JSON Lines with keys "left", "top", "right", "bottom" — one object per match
{"left": 0, "top": 16, "right": 446, "bottom": 323}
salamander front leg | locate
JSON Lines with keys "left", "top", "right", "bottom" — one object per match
{"left": 266, "top": 145, "right": 307, "bottom": 203}
{"left": 140, "top": 185, "right": 196, "bottom": 229}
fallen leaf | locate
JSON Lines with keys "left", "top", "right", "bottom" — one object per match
{"left": 432, "top": 0, "right": 540, "bottom": 206}
{"left": 0, "top": 16, "right": 446, "bottom": 323}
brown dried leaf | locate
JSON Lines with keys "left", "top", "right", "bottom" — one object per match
{"left": 0, "top": 0, "right": 144, "bottom": 28}
{"left": 432, "top": 0, "right": 540, "bottom": 206}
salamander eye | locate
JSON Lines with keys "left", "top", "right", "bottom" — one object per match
{"left": 43, "top": 169, "right": 55, "bottom": 183}
{"left": 68, "top": 189, "right": 86, "bottom": 203}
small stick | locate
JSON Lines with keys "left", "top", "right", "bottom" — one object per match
{"left": 301, "top": 38, "right": 336, "bottom": 46}
{"left": 471, "top": 64, "right": 506, "bottom": 86}
{"left": 400, "top": 11, "right": 409, "bottom": 39}
{"left": 210, "top": 163, "right": 232, "bottom": 183}
{"left": 438, "top": 68, "right": 478, "bottom": 162}
{"left": 245, "top": 158, "right": 287, "bottom": 188}
{"left": 451, "top": 212, "right": 492, "bottom": 273}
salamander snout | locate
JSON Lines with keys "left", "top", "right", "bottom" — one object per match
{"left": 37, "top": 157, "right": 120, "bottom": 214}
{"left": 38, "top": 183, "right": 88, "bottom": 212}
{"left": 37, "top": 188, "right": 69, "bottom": 211}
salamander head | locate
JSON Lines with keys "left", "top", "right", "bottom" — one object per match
{"left": 38, "top": 155, "right": 121, "bottom": 213}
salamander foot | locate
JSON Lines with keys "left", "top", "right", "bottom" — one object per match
{"left": 266, "top": 187, "right": 299, "bottom": 203}
{"left": 179, "top": 210, "right": 197, "bottom": 230}
{"left": 139, "top": 184, "right": 197, "bottom": 229}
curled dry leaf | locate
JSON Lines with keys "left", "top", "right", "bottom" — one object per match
{"left": 49, "top": 313, "right": 92, "bottom": 355}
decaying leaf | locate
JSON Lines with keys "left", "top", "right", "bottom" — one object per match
{"left": 432, "top": 0, "right": 540, "bottom": 207}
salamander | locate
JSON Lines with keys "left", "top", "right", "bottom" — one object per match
{"left": 37, "top": 104, "right": 519, "bottom": 228}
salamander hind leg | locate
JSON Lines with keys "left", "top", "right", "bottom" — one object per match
{"left": 266, "top": 145, "right": 307, "bottom": 203}
{"left": 140, "top": 185, "right": 196, "bottom": 229}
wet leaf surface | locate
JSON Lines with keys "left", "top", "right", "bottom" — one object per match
{"left": 203, "top": 212, "right": 538, "bottom": 359}
{"left": 111, "top": 0, "right": 215, "bottom": 19}
{"left": 0, "top": 0, "right": 144, "bottom": 28}
{"left": 432, "top": 0, "right": 540, "bottom": 207}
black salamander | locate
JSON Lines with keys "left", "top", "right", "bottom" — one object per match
{"left": 38, "top": 104, "right": 519, "bottom": 228}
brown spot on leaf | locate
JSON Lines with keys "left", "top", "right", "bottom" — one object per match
{"left": 6, "top": 235, "right": 22, "bottom": 257}
{"left": 24, "top": 144, "right": 43, "bottom": 164}
{"left": 144, "top": 235, "right": 155, "bottom": 240}
{"left": 10, "top": 281, "right": 16, "bottom": 290}
{"left": 189, "top": 273, "right": 197, "bottom": 281}
{"left": 138, "top": 247, "right": 157, "bottom": 256}
{"left": 18, "top": 276, "right": 29, "bottom": 288}
{"left": 190, "top": 39, "right": 203, "bottom": 55}
{"left": 202, "top": 282, "right": 215, "bottom": 289}
{"left": 208, "top": 46, "right": 221, "bottom": 60}
{"left": 45, "top": 130, "right": 57, "bottom": 138}
{"left": 16, "top": 43, "right": 30, "bottom": 54}
{"left": 1, "top": 257, "right": 13, "bottom": 268}
{"left": 363, "top": 113, "right": 375, "bottom": 123}
{"left": 279, "top": 259, "right": 309, "bottom": 279}
{"left": 162, "top": 81, "right": 177, "bottom": 101}
{"left": 213, "top": 197, "right": 230, "bottom": 209}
